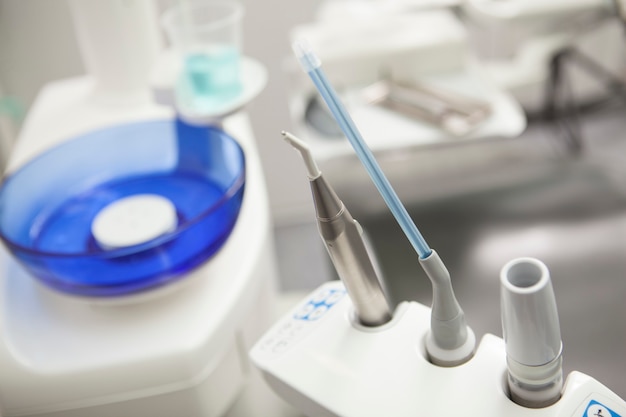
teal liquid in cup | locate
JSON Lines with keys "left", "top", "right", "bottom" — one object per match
{"left": 179, "top": 47, "right": 243, "bottom": 113}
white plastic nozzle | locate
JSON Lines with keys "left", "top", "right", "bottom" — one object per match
{"left": 500, "top": 258, "right": 563, "bottom": 408}
{"left": 292, "top": 39, "right": 322, "bottom": 72}
{"left": 282, "top": 131, "right": 321, "bottom": 179}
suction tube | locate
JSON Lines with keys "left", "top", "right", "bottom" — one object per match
{"left": 500, "top": 258, "right": 563, "bottom": 408}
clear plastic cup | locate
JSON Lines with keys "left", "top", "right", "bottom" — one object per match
{"left": 161, "top": 1, "right": 245, "bottom": 112}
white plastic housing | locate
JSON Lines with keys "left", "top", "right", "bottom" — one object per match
{"left": 251, "top": 281, "right": 626, "bottom": 417}
{"left": 68, "top": 0, "right": 162, "bottom": 100}
{"left": 464, "top": 0, "right": 610, "bottom": 25}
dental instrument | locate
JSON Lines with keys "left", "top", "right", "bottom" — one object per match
{"left": 292, "top": 39, "right": 474, "bottom": 365}
{"left": 282, "top": 131, "right": 392, "bottom": 327}
{"left": 360, "top": 80, "right": 492, "bottom": 136}
{"left": 251, "top": 259, "right": 626, "bottom": 417}
{"left": 501, "top": 258, "right": 563, "bottom": 408}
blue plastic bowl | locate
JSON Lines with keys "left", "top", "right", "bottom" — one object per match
{"left": 0, "top": 118, "right": 245, "bottom": 297}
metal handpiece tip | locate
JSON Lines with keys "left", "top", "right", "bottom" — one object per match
{"left": 281, "top": 131, "right": 321, "bottom": 179}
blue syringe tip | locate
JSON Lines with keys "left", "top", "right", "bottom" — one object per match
{"left": 292, "top": 38, "right": 321, "bottom": 72}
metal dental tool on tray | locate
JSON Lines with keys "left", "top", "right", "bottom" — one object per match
{"left": 361, "top": 79, "right": 492, "bottom": 136}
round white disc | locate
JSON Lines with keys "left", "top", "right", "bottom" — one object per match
{"left": 91, "top": 194, "right": 178, "bottom": 250}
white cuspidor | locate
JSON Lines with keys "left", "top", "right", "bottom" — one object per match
{"left": 250, "top": 280, "right": 626, "bottom": 417}
{"left": 0, "top": 1, "right": 286, "bottom": 415}
{"left": 500, "top": 257, "right": 563, "bottom": 408}
{"left": 0, "top": 72, "right": 279, "bottom": 416}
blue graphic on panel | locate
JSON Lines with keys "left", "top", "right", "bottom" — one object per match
{"left": 585, "top": 400, "right": 622, "bottom": 417}
{"left": 294, "top": 289, "right": 346, "bottom": 321}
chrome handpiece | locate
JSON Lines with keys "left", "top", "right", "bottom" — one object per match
{"left": 500, "top": 258, "right": 563, "bottom": 408}
{"left": 282, "top": 131, "right": 392, "bottom": 327}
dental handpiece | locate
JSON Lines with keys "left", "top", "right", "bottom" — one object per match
{"left": 500, "top": 258, "right": 563, "bottom": 408}
{"left": 282, "top": 131, "right": 392, "bottom": 327}
{"left": 291, "top": 40, "right": 475, "bottom": 365}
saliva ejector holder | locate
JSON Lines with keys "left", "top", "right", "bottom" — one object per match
{"left": 501, "top": 258, "right": 564, "bottom": 408}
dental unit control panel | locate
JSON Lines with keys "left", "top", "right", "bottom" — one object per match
{"left": 251, "top": 281, "right": 625, "bottom": 417}
{"left": 250, "top": 41, "right": 625, "bottom": 417}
